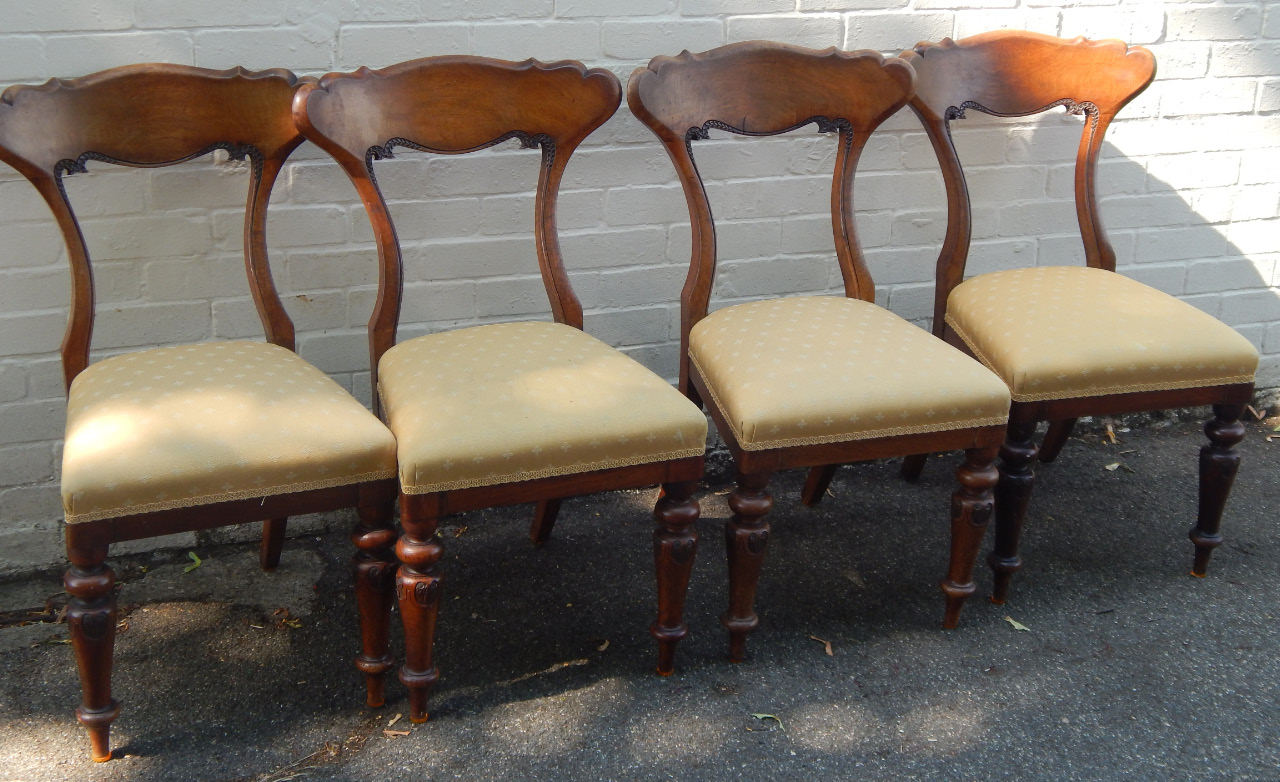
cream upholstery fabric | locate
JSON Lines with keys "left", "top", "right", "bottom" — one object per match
{"left": 378, "top": 321, "right": 707, "bottom": 494}
{"left": 688, "top": 296, "right": 1010, "bottom": 450}
{"left": 946, "top": 266, "right": 1259, "bottom": 402}
{"left": 62, "top": 341, "right": 397, "bottom": 524}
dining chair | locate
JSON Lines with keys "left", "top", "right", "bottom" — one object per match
{"left": 629, "top": 41, "right": 1012, "bottom": 662}
{"left": 293, "top": 55, "right": 708, "bottom": 724}
{"left": 887, "top": 30, "right": 1258, "bottom": 602}
{"left": 0, "top": 64, "right": 399, "bottom": 762}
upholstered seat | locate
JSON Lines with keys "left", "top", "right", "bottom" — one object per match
{"left": 689, "top": 296, "right": 1010, "bottom": 450}
{"left": 379, "top": 321, "right": 707, "bottom": 494}
{"left": 946, "top": 266, "right": 1258, "bottom": 403}
{"left": 62, "top": 341, "right": 398, "bottom": 524}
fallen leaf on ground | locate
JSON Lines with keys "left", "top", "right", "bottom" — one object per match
{"left": 1105, "top": 462, "right": 1121, "bottom": 472}
{"left": 1004, "top": 616, "right": 1030, "bottom": 632}
{"left": 1247, "top": 405, "right": 1264, "bottom": 421}
{"left": 809, "top": 635, "right": 834, "bottom": 656}
{"left": 453, "top": 526, "right": 468, "bottom": 538}
{"left": 383, "top": 729, "right": 410, "bottom": 738}
{"left": 1104, "top": 422, "right": 1117, "bottom": 444}
{"left": 596, "top": 639, "right": 610, "bottom": 652}
{"left": 183, "top": 551, "right": 202, "bottom": 573}
{"left": 825, "top": 488, "right": 836, "bottom": 498}
{"left": 387, "top": 713, "right": 402, "bottom": 728}
{"left": 273, "top": 608, "right": 303, "bottom": 629}
{"left": 749, "top": 713, "right": 784, "bottom": 731}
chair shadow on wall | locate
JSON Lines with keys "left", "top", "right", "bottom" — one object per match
{"left": 2, "top": 112, "right": 1275, "bottom": 778}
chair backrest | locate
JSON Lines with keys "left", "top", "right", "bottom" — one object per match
{"left": 628, "top": 41, "right": 915, "bottom": 394}
{"left": 901, "top": 30, "right": 1156, "bottom": 335}
{"left": 293, "top": 56, "right": 622, "bottom": 399}
{"left": 0, "top": 63, "right": 309, "bottom": 390}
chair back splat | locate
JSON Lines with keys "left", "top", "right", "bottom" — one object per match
{"left": 294, "top": 57, "right": 622, "bottom": 406}
{"left": 901, "top": 31, "right": 1156, "bottom": 335}
{"left": 628, "top": 42, "right": 915, "bottom": 396}
{"left": 0, "top": 65, "right": 310, "bottom": 388}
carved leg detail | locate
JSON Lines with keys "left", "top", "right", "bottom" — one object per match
{"left": 259, "top": 518, "right": 287, "bottom": 571}
{"left": 989, "top": 420, "right": 1038, "bottom": 605}
{"left": 529, "top": 498, "right": 563, "bottom": 546}
{"left": 1190, "top": 403, "right": 1246, "bottom": 577}
{"left": 1037, "top": 419, "right": 1077, "bottom": 464}
{"left": 65, "top": 543, "right": 119, "bottom": 763}
{"left": 651, "top": 481, "right": 700, "bottom": 676}
{"left": 901, "top": 453, "right": 929, "bottom": 482}
{"left": 722, "top": 471, "right": 773, "bottom": 663}
{"left": 352, "top": 497, "right": 397, "bottom": 708}
{"left": 941, "top": 446, "right": 999, "bottom": 628}
{"left": 397, "top": 496, "right": 443, "bottom": 724}
{"left": 800, "top": 465, "right": 837, "bottom": 507}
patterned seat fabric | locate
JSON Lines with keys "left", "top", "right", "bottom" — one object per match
{"left": 378, "top": 321, "right": 707, "bottom": 494}
{"left": 946, "top": 266, "right": 1259, "bottom": 402}
{"left": 61, "top": 341, "right": 398, "bottom": 524}
{"left": 689, "top": 296, "right": 1010, "bottom": 450}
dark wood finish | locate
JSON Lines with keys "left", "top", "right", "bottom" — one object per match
{"left": 1192, "top": 403, "right": 1247, "bottom": 576}
{"left": 1036, "top": 418, "right": 1077, "bottom": 463}
{"left": 901, "top": 31, "right": 1255, "bottom": 597}
{"left": 631, "top": 41, "right": 1006, "bottom": 660}
{"left": 943, "top": 446, "right": 1000, "bottom": 626}
{"left": 295, "top": 56, "right": 706, "bottom": 723}
{"left": 0, "top": 64, "right": 398, "bottom": 761}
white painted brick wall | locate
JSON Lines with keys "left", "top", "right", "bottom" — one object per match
{"left": 0, "top": 1, "right": 1276, "bottom": 573}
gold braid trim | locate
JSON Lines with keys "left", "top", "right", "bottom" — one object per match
{"left": 63, "top": 467, "right": 398, "bottom": 525}
{"left": 399, "top": 447, "right": 706, "bottom": 495}
{"left": 945, "top": 315, "right": 1257, "bottom": 403}
{"left": 689, "top": 352, "right": 1009, "bottom": 452}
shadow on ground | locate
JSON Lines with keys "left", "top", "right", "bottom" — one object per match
{"left": 1, "top": 415, "right": 1277, "bottom": 781}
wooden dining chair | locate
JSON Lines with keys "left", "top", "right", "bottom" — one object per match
{"left": 889, "top": 30, "right": 1258, "bottom": 602}
{"left": 0, "top": 64, "right": 400, "bottom": 762}
{"left": 293, "top": 56, "right": 708, "bottom": 724}
{"left": 629, "top": 41, "right": 1012, "bottom": 662}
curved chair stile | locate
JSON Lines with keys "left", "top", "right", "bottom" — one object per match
{"left": 0, "top": 63, "right": 400, "bottom": 762}
{"left": 294, "top": 55, "right": 708, "bottom": 724}
{"left": 630, "top": 40, "right": 1013, "bottom": 662}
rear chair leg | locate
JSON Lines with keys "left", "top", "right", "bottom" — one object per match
{"left": 1037, "top": 418, "right": 1077, "bottom": 464}
{"left": 259, "top": 518, "right": 287, "bottom": 571}
{"left": 900, "top": 453, "right": 929, "bottom": 482}
{"left": 1190, "top": 403, "right": 1246, "bottom": 576}
{"left": 800, "top": 465, "right": 837, "bottom": 506}
{"left": 941, "top": 446, "right": 999, "bottom": 628}
{"left": 65, "top": 537, "right": 120, "bottom": 763}
{"left": 651, "top": 480, "right": 700, "bottom": 675}
{"left": 529, "top": 498, "right": 563, "bottom": 545}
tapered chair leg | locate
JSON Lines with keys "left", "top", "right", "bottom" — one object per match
{"left": 351, "top": 495, "right": 398, "bottom": 708}
{"left": 989, "top": 420, "right": 1038, "bottom": 604}
{"left": 941, "top": 446, "right": 999, "bottom": 628}
{"left": 529, "top": 498, "right": 563, "bottom": 546}
{"left": 651, "top": 480, "right": 701, "bottom": 675}
{"left": 722, "top": 471, "right": 773, "bottom": 662}
{"left": 259, "top": 518, "right": 287, "bottom": 571}
{"left": 396, "top": 495, "right": 443, "bottom": 724}
{"left": 1037, "top": 418, "right": 1077, "bottom": 464}
{"left": 1190, "top": 403, "right": 1247, "bottom": 577}
{"left": 800, "top": 465, "right": 837, "bottom": 506}
{"left": 64, "top": 539, "right": 120, "bottom": 763}
{"left": 901, "top": 453, "right": 929, "bottom": 482}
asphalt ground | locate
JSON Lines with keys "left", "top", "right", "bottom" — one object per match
{"left": 1, "top": 414, "right": 1277, "bottom": 781}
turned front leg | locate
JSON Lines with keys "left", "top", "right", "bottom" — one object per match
{"left": 651, "top": 480, "right": 700, "bottom": 675}
{"left": 941, "top": 446, "right": 999, "bottom": 628}
{"left": 722, "top": 471, "right": 773, "bottom": 663}
{"left": 396, "top": 495, "right": 443, "bottom": 723}
{"left": 989, "top": 420, "right": 1038, "bottom": 604}
{"left": 65, "top": 540, "right": 120, "bottom": 763}
{"left": 1190, "top": 403, "right": 1246, "bottom": 576}
{"left": 352, "top": 496, "right": 398, "bottom": 708}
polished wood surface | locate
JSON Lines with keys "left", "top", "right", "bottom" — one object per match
{"left": 900, "top": 30, "right": 1252, "bottom": 598}
{"left": 631, "top": 41, "right": 1004, "bottom": 661}
{"left": 0, "top": 64, "right": 398, "bottom": 761}
{"left": 296, "top": 56, "right": 705, "bottom": 723}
